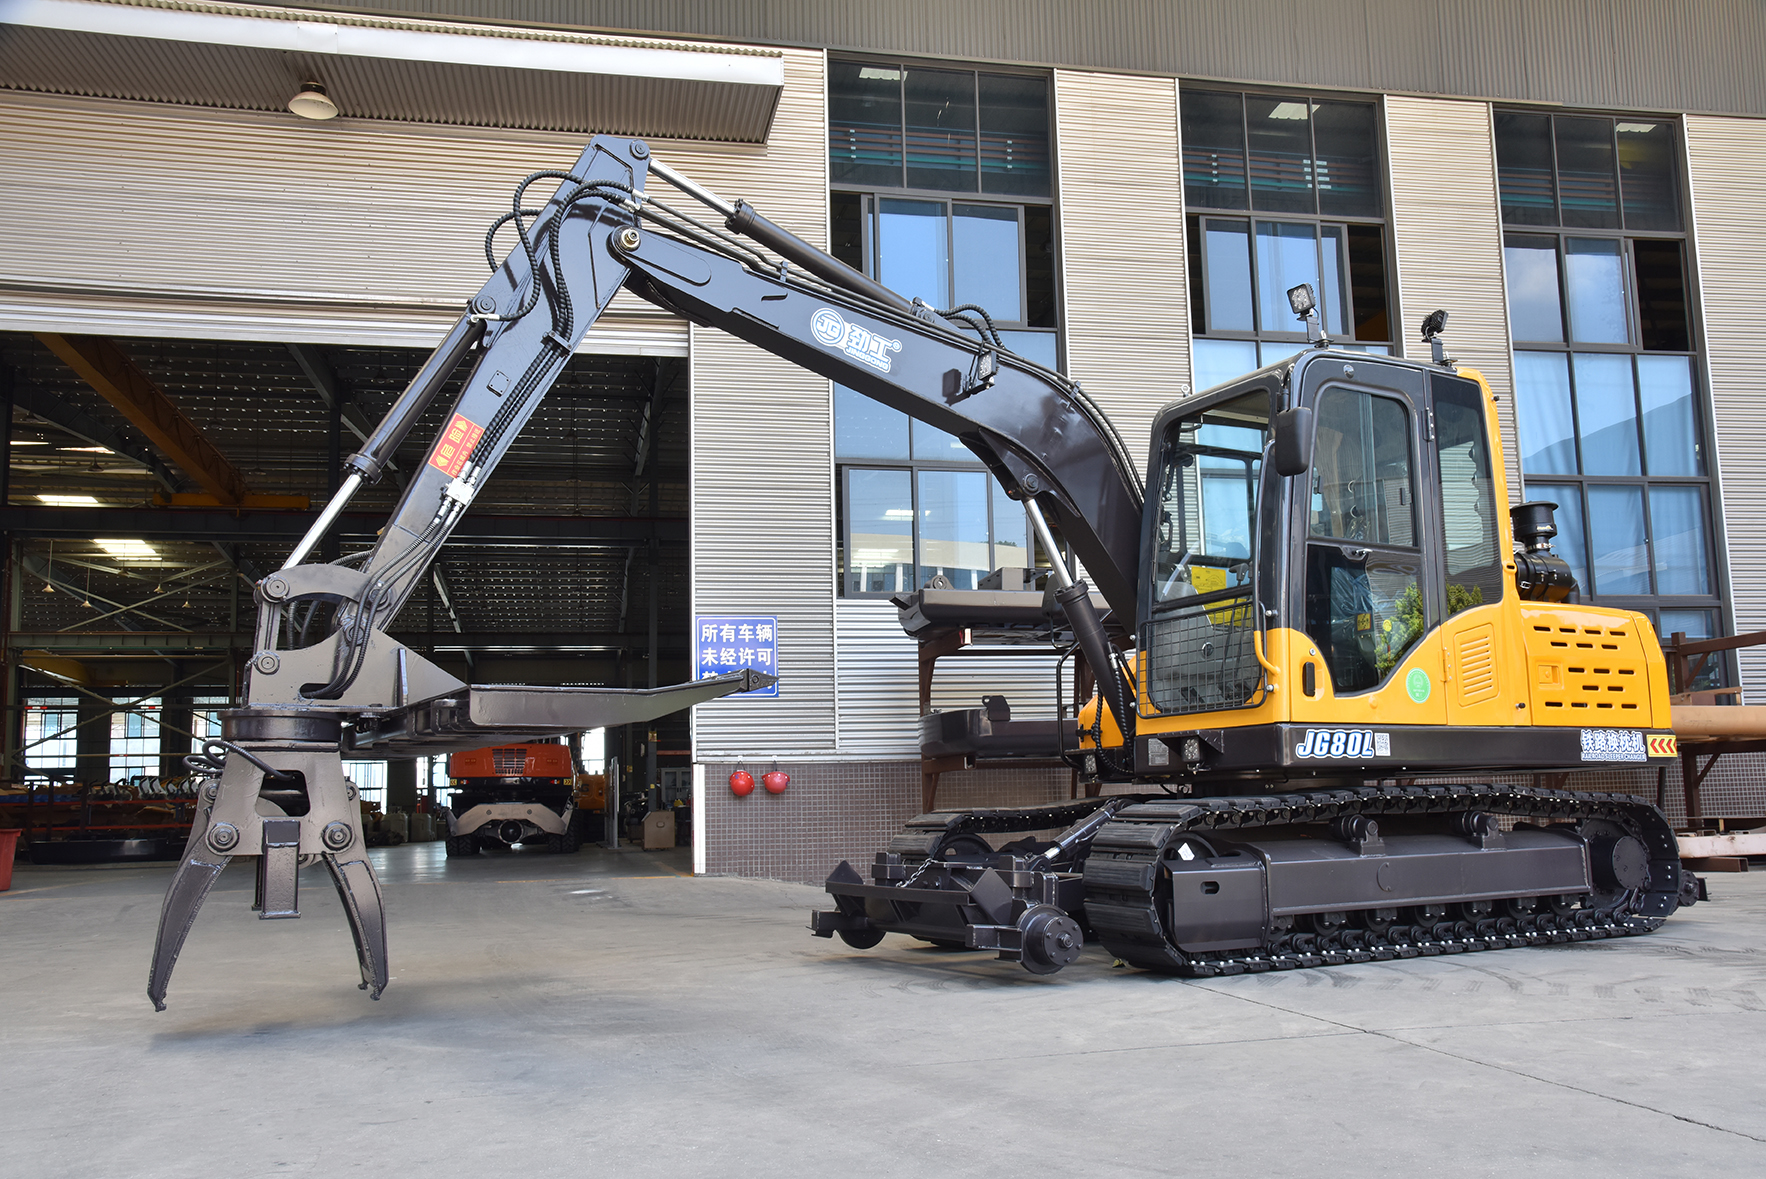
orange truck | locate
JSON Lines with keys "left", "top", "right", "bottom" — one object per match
{"left": 443, "top": 742, "right": 586, "bottom": 857}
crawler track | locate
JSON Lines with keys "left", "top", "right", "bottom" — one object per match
{"left": 885, "top": 785, "right": 1685, "bottom": 978}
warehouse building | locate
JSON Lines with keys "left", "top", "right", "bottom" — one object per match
{"left": 2, "top": 0, "right": 1764, "bottom": 886}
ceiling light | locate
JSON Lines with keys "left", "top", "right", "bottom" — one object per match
{"left": 1268, "top": 102, "right": 1314, "bottom": 120}
{"left": 38, "top": 494, "right": 100, "bottom": 506}
{"left": 287, "top": 82, "right": 338, "bottom": 121}
{"left": 64, "top": 446, "right": 112, "bottom": 454}
{"left": 11, "top": 440, "right": 46, "bottom": 446}
{"left": 95, "top": 539, "right": 157, "bottom": 560}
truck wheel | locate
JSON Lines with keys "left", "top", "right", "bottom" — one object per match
{"left": 558, "top": 824, "right": 582, "bottom": 854}
{"left": 445, "top": 834, "right": 477, "bottom": 858}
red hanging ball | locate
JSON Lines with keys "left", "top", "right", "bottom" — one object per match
{"left": 728, "top": 769, "right": 755, "bottom": 797}
{"left": 762, "top": 770, "right": 790, "bottom": 794}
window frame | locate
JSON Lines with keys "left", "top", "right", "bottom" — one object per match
{"left": 829, "top": 55, "right": 1056, "bottom": 199}
{"left": 1182, "top": 86, "right": 1397, "bottom": 381}
{"left": 830, "top": 56, "right": 1061, "bottom": 600}
{"left": 839, "top": 460, "right": 1034, "bottom": 599}
{"left": 1497, "top": 107, "right": 1728, "bottom": 669}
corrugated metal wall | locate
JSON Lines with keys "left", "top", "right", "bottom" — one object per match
{"left": 0, "top": 89, "right": 684, "bottom": 350}
{"left": 1383, "top": 95, "right": 1521, "bottom": 499}
{"left": 1684, "top": 114, "right": 1766, "bottom": 695}
{"left": 686, "top": 48, "right": 837, "bottom": 757}
{"left": 1054, "top": 71, "right": 1189, "bottom": 470}
{"left": 310, "top": 1, "right": 1766, "bottom": 117}
{"left": 834, "top": 600, "right": 1060, "bottom": 756}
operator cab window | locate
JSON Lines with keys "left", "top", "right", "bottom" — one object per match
{"left": 1153, "top": 389, "right": 1268, "bottom": 607}
{"left": 1433, "top": 374, "right": 1505, "bottom": 614}
{"left": 1304, "top": 386, "right": 1424, "bottom": 693}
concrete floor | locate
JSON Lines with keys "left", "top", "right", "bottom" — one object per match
{"left": 2, "top": 843, "right": 1764, "bottom": 1178}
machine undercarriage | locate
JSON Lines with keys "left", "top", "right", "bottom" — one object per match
{"left": 814, "top": 784, "right": 1699, "bottom": 977}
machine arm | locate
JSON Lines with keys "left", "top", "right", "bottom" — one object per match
{"left": 259, "top": 135, "right": 1144, "bottom": 710}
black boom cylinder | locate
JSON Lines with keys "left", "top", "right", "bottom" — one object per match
{"left": 1056, "top": 581, "right": 1134, "bottom": 744}
{"left": 725, "top": 200, "right": 915, "bottom": 314}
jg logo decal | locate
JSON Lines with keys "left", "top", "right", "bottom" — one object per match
{"left": 810, "top": 307, "right": 902, "bottom": 373}
{"left": 1294, "top": 728, "right": 1391, "bottom": 759}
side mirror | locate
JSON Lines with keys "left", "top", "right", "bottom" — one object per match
{"left": 1272, "top": 406, "right": 1314, "bottom": 477}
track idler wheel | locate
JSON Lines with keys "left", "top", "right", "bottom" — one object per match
{"left": 1017, "top": 904, "right": 1083, "bottom": 976}
{"left": 838, "top": 927, "right": 886, "bottom": 950}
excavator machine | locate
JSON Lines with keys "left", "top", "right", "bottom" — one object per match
{"left": 149, "top": 133, "right": 1699, "bottom": 1006}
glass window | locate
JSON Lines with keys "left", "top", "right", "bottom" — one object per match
{"left": 1633, "top": 239, "right": 1690, "bottom": 352}
{"left": 1318, "top": 224, "right": 1348, "bottom": 338}
{"left": 1515, "top": 352, "right": 1577, "bottom": 474}
{"left": 1505, "top": 236, "right": 1565, "bottom": 343}
{"left": 1304, "top": 549, "right": 1425, "bottom": 693}
{"left": 1637, "top": 355, "right": 1702, "bottom": 476}
{"left": 1499, "top": 110, "right": 1713, "bottom": 633}
{"left": 834, "top": 385, "right": 909, "bottom": 460}
{"left": 1587, "top": 485, "right": 1650, "bottom": 595}
{"left": 1554, "top": 116, "right": 1620, "bottom": 230}
{"left": 831, "top": 60, "right": 1048, "bottom": 196}
{"left": 998, "top": 329, "right": 1057, "bottom": 369}
{"left": 829, "top": 61, "right": 904, "bottom": 188}
{"left": 23, "top": 696, "right": 79, "bottom": 783}
{"left": 1649, "top": 485, "right": 1712, "bottom": 596}
{"left": 1529, "top": 483, "right": 1590, "bottom": 593}
{"left": 992, "top": 480, "right": 1029, "bottom": 570}
{"left": 1308, "top": 388, "right": 1415, "bottom": 547}
{"left": 917, "top": 469, "right": 990, "bottom": 588}
{"left": 911, "top": 418, "right": 971, "bottom": 461}
{"left": 110, "top": 698, "right": 161, "bottom": 781}
{"left": 1192, "top": 338, "right": 1259, "bottom": 391}
{"left": 1496, "top": 111, "right": 1558, "bottom": 226}
{"left": 1181, "top": 90, "right": 1249, "bottom": 211}
{"left": 1570, "top": 352, "right": 1641, "bottom": 476}
{"left": 1313, "top": 101, "right": 1381, "bottom": 218}
{"left": 1564, "top": 238, "right": 1629, "bottom": 344}
{"left": 1433, "top": 377, "right": 1504, "bottom": 614}
{"left": 846, "top": 468, "right": 915, "bottom": 595}
{"left": 1616, "top": 120, "right": 1681, "bottom": 232}
{"left": 1246, "top": 95, "right": 1316, "bottom": 215}
{"left": 951, "top": 203, "right": 1022, "bottom": 320}
{"left": 1255, "top": 221, "right": 1322, "bottom": 335}
{"left": 977, "top": 73, "right": 1050, "bottom": 197}
{"left": 1183, "top": 88, "right": 1388, "bottom": 392}
{"left": 343, "top": 760, "right": 387, "bottom": 811}
{"left": 1203, "top": 219, "right": 1255, "bottom": 332}
{"left": 1153, "top": 390, "right": 1268, "bottom": 604}
{"left": 832, "top": 60, "right": 1053, "bottom": 599}
{"left": 903, "top": 68, "right": 978, "bottom": 192}
{"left": 1345, "top": 225, "right": 1389, "bottom": 341}
{"left": 876, "top": 198, "right": 950, "bottom": 307}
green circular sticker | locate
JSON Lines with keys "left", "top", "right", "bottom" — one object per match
{"left": 1406, "top": 668, "right": 1431, "bottom": 703}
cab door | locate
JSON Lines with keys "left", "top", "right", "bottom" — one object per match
{"left": 1290, "top": 359, "right": 1448, "bottom": 729}
{"left": 1429, "top": 371, "right": 1519, "bottom": 728}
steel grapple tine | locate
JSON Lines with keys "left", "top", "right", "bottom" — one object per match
{"left": 325, "top": 852, "right": 389, "bottom": 999}
{"left": 147, "top": 851, "right": 231, "bottom": 1011}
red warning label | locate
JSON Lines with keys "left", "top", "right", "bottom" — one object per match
{"left": 429, "top": 413, "right": 484, "bottom": 478}
{"left": 1647, "top": 733, "right": 1678, "bottom": 758}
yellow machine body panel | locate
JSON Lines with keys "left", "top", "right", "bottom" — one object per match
{"left": 1083, "top": 363, "right": 1677, "bottom": 774}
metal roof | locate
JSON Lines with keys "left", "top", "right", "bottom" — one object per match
{"left": 0, "top": 0, "right": 784, "bottom": 139}
{"left": 270, "top": 0, "right": 1766, "bottom": 119}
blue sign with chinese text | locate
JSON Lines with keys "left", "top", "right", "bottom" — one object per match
{"left": 694, "top": 616, "right": 778, "bottom": 697}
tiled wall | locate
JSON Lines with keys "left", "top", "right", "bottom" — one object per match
{"left": 702, "top": 760, "right": 1072, "bottom": 885}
